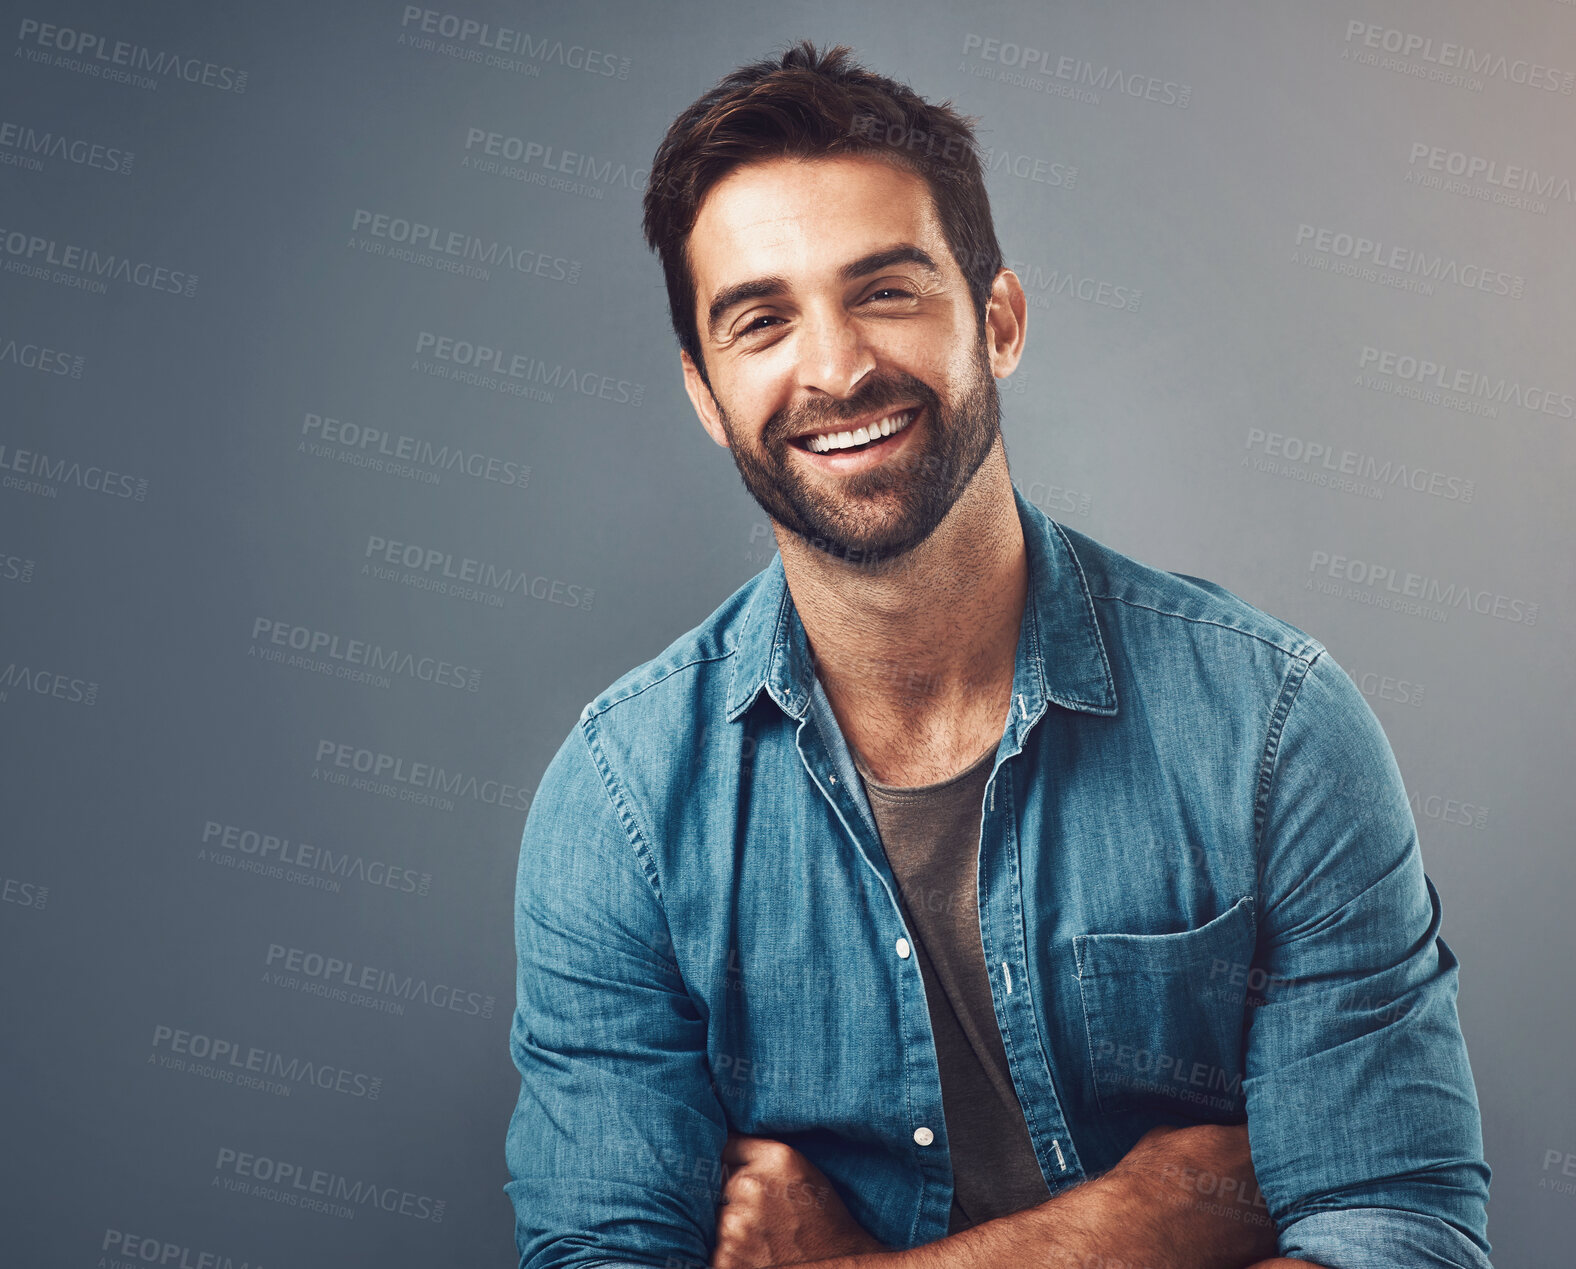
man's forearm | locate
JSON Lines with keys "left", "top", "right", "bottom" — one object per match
{"left": 784, "top": 1183, "right": 1175, "bottom": 1268}
{"left": 789, "top": 1126, "right": 1281, "bottom": 1269}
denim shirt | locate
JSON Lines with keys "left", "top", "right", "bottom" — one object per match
{"left": 505, "top": 484, "right": 1492, "bottom": 1269}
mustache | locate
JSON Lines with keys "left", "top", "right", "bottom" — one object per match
{"left": 767, "top": 382, "right": 935, "bottom": 444}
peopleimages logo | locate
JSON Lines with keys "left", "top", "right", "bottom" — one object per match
{"left": 1244, "top": 428, "right": 1475, "bottom": 502}
{"left": 980, "top": 143, "right": 1078, "bottom": 189}
{"left": 396, "top": 6, "right": 629, "bottom": 78}
{"left": 0, "top": 439, "right": 148, "bottom": 502}
{"left": 0, "top": 551, "right": 35, "bottom": 584}
{"left": 250, "top": 616, "right": 482, "bottom": 692}
{"left": 1307, "top": 550, "right": 1538, "bottom": 626}
{"left": 362, "top": 532, "right": 595, "bottom": 612}
{"left": 1407, "top": 142, "right": 1575, "bottom": 212}
{"left": 1293, "top": 224, "right": 1523, "bottom": 299}
{"left": 411, "top": 331, "right": 640, "bottom": 406}
{"left": 0, "top": 119, "right": 132, "bottom": 174}
{"left": 461, "top": 128, "right": 647, "bottom": 194}
{"left": 151, "top": 1022, "right": 384, "bottom": 1101}
{"left": 1408, "top": 789, "right": 1489, "bottom": 832}
{"left": 1541, "top": 1149, "right": 1576, "bottom": 1196}
{"left": 14, "top": 18, "right": 249, "bottom": 92}
{"left": 200, "top": 818, "right": 433, "bottom": 898}
{"left": 960, "top": 33, "right": 1191, "bottom": 108}
{"left": 1342, "top": 21, "right": 1575, "bottom": 95}
{"left": 349, "top": 208, "right": 580, "bottom": 284}
{"left": 1018, "top": 477, "right": 1094, "bottom": 520}
{"left": 214, "top": 1145, "right": 445, "bottom": 1222}
{"left": 0, "top": 334, "right": 82, "bottom": 378}
{"left": 848, "top": 114, "right": 1079, "bottom": 191}
{"left": 101, "top": 1229, "right": 260, "bottom": 1269}
{"left": 1, "top": 874, "right": 47, "bottom": 910}
{"left": 0, "top": 659, "right": 98, "bottom": 705}
{"left": 1358, "top": 346, "right": 1575, "bottom": 420}
{"left": 1007, "top": 255, "right": 1142, "bottom": 312}
{"left": 299, "top": 411, "right": 530, "bottom": 490}
{"left": 1354, "top": 670, "right": 1425, "bottom": 710}
{"left": 313, "top": 738, "right": 534, "bottom": 812}
{"left": 263, "top": 941, "right": 495, "bottom": 1020}
{"left": 0, "top": 224, "right": 197, "bottom": 297}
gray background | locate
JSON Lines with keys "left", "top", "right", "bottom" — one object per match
{"left": 1, "top": 1, "right": 1571, "bottom": 1265}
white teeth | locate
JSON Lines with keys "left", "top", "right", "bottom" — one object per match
{"left": 804, "top": 408, "right": 916, "bottom": 453}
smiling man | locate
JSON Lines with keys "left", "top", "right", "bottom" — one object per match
{"left": 504, "top": 41, "right": 1492, "bottom": 1269}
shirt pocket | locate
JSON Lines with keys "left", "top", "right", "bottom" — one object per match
{"left": 1072, "top": 894, "right": 1255, "bottom": 1121}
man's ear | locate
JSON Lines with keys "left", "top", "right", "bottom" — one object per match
{"left": 680, "top": 350, "right": 730, "bottom": 449}
{"left": 984, "top": 267, "right": 1028, "bottom": 380}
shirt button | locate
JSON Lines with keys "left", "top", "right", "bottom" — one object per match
{"left": 913, "top": 1126, "right": 934, "bottom": 1146}
{"left": 895, "top": 938, "right": 911, "bottom": 959}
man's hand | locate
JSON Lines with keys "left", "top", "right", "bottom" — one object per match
{"left": 711, "top": 1132, "right": 886, "bottom": 1268}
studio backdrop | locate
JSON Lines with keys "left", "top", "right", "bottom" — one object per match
{"left": 1, "top": 1, "right": 1571, "bottom": 1265}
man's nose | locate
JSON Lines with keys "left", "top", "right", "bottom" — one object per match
{"left": 794, "top": 307, "right": 875, "bottom": 400}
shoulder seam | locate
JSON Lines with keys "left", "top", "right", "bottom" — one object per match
{"left": 584, "top": 646, "right": 737, "bottom": 722}
{"left": 575, "top": 717, "right": 668, "bottom": 908}
{"left": 1252, "top": 648, "right": 1328, "bottom": 871}
{"left": 1088, "top": 590, "right": 1322, "bottom": 662}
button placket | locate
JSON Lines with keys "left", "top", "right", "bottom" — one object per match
{"left": 978, "top": 756, "right": 1085, "bottom": 1184}
{"left": 796, "top": 686, "right": 953, "bottom": 1229}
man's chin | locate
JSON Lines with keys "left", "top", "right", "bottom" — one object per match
{"left": 735, "top": 448, "right": 948, "bottom": 564}
{"left": 777, "top": 512, "right": 933, "bottom": 566}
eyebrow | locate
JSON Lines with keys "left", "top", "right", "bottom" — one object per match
{"left": 704, "top": 243, "right": 942, "bottom": 341}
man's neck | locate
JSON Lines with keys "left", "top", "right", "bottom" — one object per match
{"left": 774, "top": 443, "right": 1027, "bottom": 787}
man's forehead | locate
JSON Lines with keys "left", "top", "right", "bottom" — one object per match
{"left": 690, "top": 155, "right": 941, "bottom": 282}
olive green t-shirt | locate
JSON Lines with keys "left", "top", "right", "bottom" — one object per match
{"left": 852, "top": 741, "right": 1052, "bottom": 1233}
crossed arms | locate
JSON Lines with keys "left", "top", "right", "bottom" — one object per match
{"left": 711, "top": 1120, "right": 1309, "bottom": 1268}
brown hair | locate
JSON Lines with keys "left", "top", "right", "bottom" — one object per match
{"left": 641, "top": 39, "right": 1004, "bottom": 390}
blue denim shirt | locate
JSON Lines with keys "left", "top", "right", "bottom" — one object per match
{"left": 505, "top": 484, "right": 1492, "bottom": 1269}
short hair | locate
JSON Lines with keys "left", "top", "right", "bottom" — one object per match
{"left": 641, "top": 39, "right": 1005, "bottom": 390}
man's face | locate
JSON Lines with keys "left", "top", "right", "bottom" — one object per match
{"left": 683, "top": 155, "right": 1003, "bottom": 565}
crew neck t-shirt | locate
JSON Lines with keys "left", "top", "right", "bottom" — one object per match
{"left": 851, "top": 740, "right": 1052, "bottom": 1233}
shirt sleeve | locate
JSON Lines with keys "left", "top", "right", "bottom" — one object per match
{"left": 1243, "top": 650, "right": 1493, "bottom": 1268}
{"left": 504, "top": 717, "right": 725, "bottom": 1269}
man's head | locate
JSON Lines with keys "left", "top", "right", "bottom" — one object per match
{"left": 642, "top": 41, "right": 1025, "bottom": 566}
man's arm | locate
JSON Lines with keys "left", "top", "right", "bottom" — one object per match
{"left": 505, "top": 719, "right": 728, "bottom": 1269}
{"left": 1240, "top": 651, "right": 1492, "bottom": 1268}
{"left": 716, "top": 1122, "right": 1286, "bottom": 1269}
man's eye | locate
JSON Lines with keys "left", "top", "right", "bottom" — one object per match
{"left": 737, "top": 290, "right": 911, "bottom": 339}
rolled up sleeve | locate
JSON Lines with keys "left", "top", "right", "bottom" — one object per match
{"left": 1279, "top": 1207, "right": 1491, "bottom": 1268}
{"left": 504, "top": 717, "right": 725, "bottom": 1269}
{"left": 1244, "top": 651, "right": 1492, "bottom": 1268}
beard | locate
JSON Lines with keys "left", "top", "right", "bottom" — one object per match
{"left": 713, "top": 334, "right": 1001, "bottom": 567}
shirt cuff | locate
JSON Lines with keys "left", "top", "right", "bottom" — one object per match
{"left": 1279, "top": 1207, "right": 1492, "bottom": 1268}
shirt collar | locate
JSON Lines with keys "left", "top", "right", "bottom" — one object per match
{"left": 724, "top": 482, "right": 1118, "bottom": 730}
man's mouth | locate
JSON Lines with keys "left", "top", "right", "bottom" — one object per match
{"left": 790, "top": 407, "right": 919, "bottom": 455}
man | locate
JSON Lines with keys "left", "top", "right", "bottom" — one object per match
{"left": 504, "top": 41, "right": 1492, "bottom": 1269}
